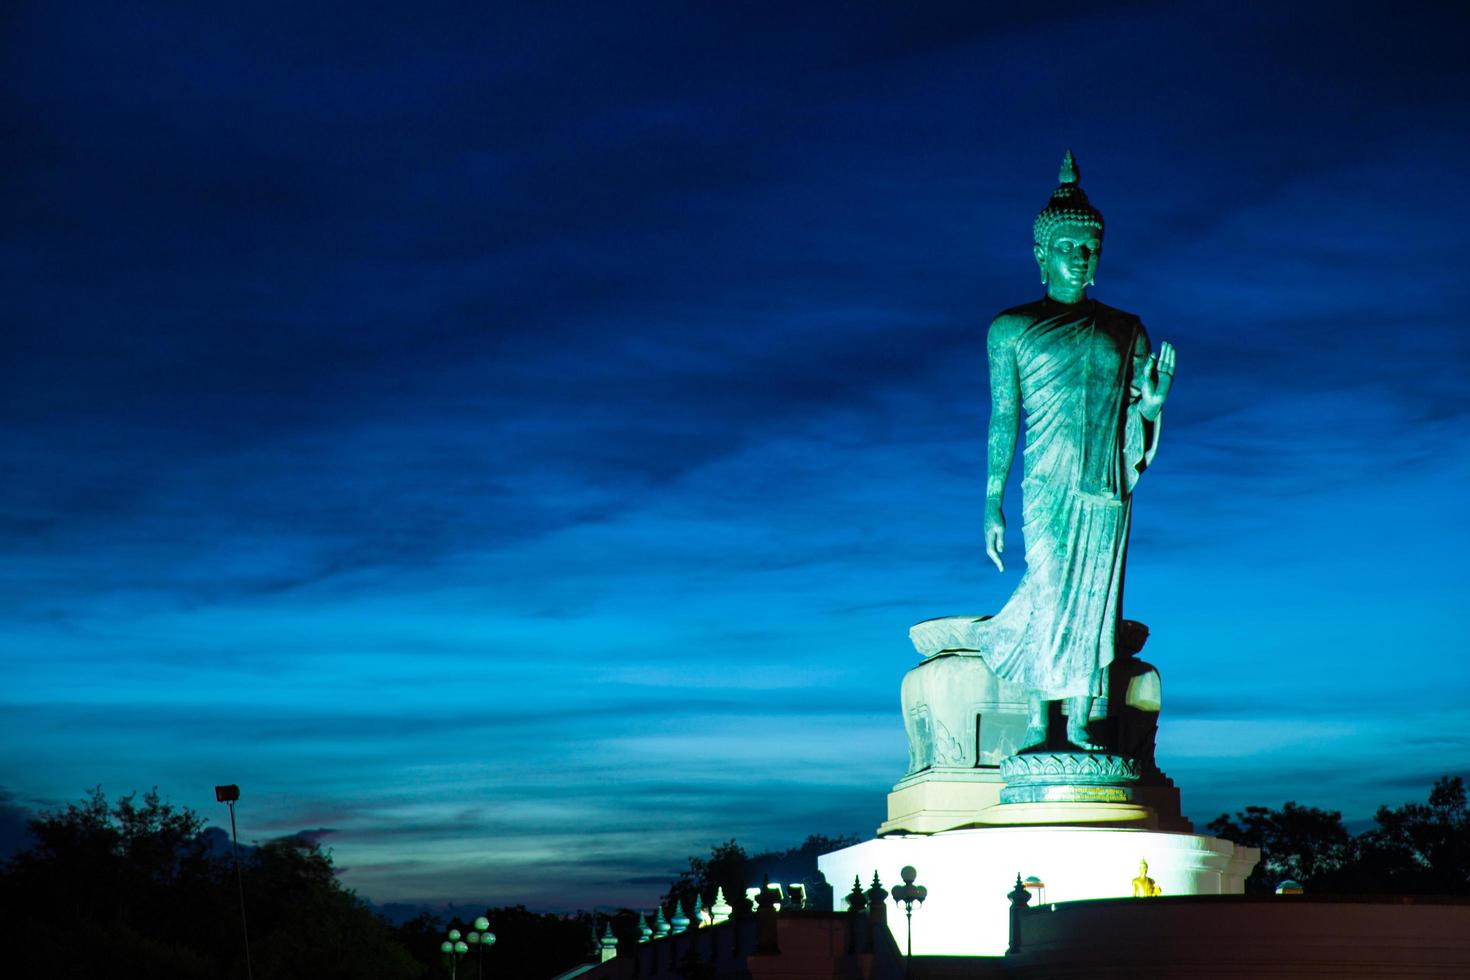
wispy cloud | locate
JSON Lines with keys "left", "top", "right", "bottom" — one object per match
{"left": 4, "top": 1, "right": 1469, "bottom": 910}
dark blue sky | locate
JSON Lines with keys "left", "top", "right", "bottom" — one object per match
{"left": 4, "top": 2, "right": 1469, "bottom": 910}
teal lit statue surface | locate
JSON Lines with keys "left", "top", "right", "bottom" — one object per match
{"left": 917, "top": 151, "right": 1176, "bottom": 752}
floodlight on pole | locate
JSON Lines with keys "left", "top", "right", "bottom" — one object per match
{"left": 214, "top": 784, "right": 254, "bottom": 980}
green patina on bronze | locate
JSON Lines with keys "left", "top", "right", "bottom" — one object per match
{"left": 975, "top": 151, "right": 1177, "bottom": 751}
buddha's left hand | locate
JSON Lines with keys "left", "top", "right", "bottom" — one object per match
{"left": 1139, "top": 340, "right": 1175, "bottom": 420}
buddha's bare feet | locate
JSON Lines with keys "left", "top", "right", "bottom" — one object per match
{"left": 1066, "top": 719, "right": 1103, "bottom": 752}
{"left": 1065, "top": 695, "right": 1102, "bottom": 751}
{"left": 1020, "top": 723, "right": 1048, "bottom": 751}
{"left": 1020, "top": 695, "right": 1049, "bottom": 751}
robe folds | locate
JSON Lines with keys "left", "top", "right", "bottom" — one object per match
{"left": 973, "top": 298, "right": 1160, "bottom": 699}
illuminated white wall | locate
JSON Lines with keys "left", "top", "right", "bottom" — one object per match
{"left": 818, "top": 827, "right": 1258, "bottom": 957}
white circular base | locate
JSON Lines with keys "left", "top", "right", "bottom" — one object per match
{"left": 818, "top": 826, "right": 1258, "bottom": 957}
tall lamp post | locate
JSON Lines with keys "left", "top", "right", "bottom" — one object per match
{"left": 890, "top": 865, "right": 927, "bottom": 980}
{"left": 440, "top": 929, "right": 469, "bottom": 979}
{"left": 214, "top": 784, "right": 254, "bottom": 980}
{"left": 466, "top": 916, "right": 496, "bottom": 980}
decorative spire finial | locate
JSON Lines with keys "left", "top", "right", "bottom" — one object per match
{"left": 1059, "top": 149, "right": 1078, "bottom": 185}
{"left": 711, "top": 886, "right": 733, "bottom": 924}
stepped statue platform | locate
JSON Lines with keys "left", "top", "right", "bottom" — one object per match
{"left": 823, "top": 614, "right": 1258, "bottom": 958}
{"left": 883, "top": 616, "right": 1189, "bottom": 835}
{"left": 827, "top": 610, "right": 1259, "bottom": 957}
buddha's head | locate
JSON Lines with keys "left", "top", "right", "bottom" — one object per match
{"left": 1034, "top": 150, "right": 1105, "bottom": 295}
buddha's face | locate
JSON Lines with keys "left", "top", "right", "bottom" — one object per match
{"left": 1034, "top": 221, "right": 1101, "bottom": 292}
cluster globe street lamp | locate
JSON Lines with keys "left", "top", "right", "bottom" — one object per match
{"left": 466, "top": 917, "right": 496, "bottom": 980}
{"left": 891, "top": 865, "right": 927, "bottom": 979}
{"left": 441, "top": 920, "right": 496, "bottom": 979}
{"left": 440, "top": 929, "right": 469, "bottom": 979}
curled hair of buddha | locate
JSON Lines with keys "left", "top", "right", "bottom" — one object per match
{"left": 1033, "top": 149, "right": 1104, "bottom": 248}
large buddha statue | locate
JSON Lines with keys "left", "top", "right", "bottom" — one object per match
{"left": 911, "top": 151, "right": 1176, "bottom": 753}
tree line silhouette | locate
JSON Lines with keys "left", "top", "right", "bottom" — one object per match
{"left": 1, "top": 778, "right": 1463, "bottom": 977}
{"left": 1207, "top": 774, "right": 1468, "bottom": 895}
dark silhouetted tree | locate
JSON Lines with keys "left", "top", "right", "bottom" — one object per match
{"left": 0, "top": 788, "right": 422, "bottom": 979}
{"left": 1207, "top": 800, "right": 1353, "bottom": 893}
{"left": 393, "top": 911, "right": 451, "bottom": 971}
{"left": 661, "top": 833, "right": 860, "bottom": 915}
{"left": 663, "top": 838, "right": 750, "bottom": 916}
{"left": 440, "top": 905, "right": 594, "bottom": 979}
{"left": 244, "top": 835, "right": 422, "bottom": 979}
{"left": 1209, "top": 776, "right": 1470, "bottom": 895}
{"left": 1350, "top": 776, "right": 1469, "bottom": 895}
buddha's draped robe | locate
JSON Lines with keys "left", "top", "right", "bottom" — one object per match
{"left": 971, "top": 298, "right": 1159, "bottom": 699}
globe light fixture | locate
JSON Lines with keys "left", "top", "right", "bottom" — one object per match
{"left": 466, "top": 918, "right": 495, "bottom": 980}
{"left": 1023, "top": 875, "right": 1046, "bottom": 906}
{"left": 891, "top": 865, "right": 928, "bottom": 980}
{"left": 442, "top": 928, "right": 470, "bottom": 979}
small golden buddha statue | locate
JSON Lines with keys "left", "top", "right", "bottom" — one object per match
{"left": 1131, "top": 858, "right": 1162, "bottom": 897}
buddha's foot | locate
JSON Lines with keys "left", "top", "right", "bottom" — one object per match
{"left": 1066, "top": 724, "right": 1103, "bottom": 752}
{"left": 1019, "top": 723, "right": 1048, "bottom": 751}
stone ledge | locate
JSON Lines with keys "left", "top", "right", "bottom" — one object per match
{"left": 972, "top": 800, "right": 1159, "bottom": 828}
